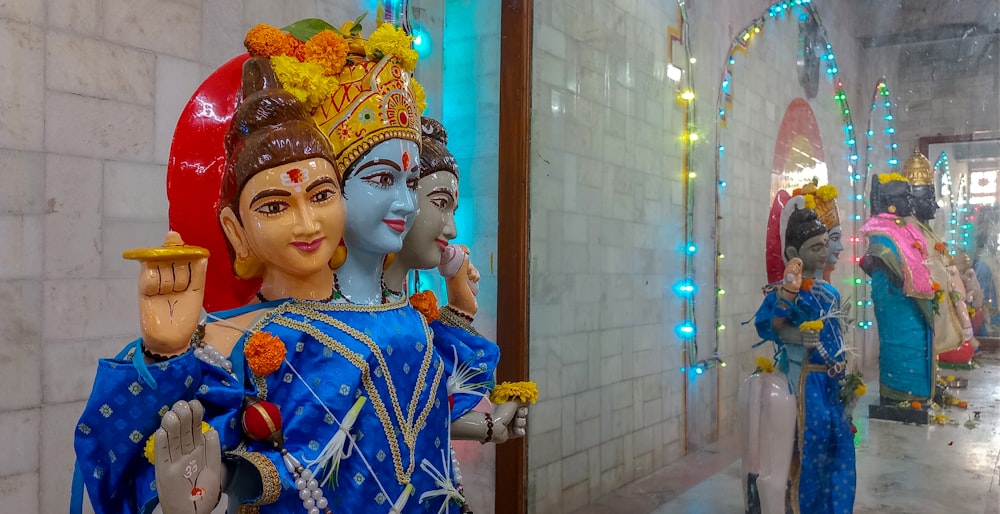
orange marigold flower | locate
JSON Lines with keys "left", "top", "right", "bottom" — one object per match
{"left": 934, "top": 241, "right": 947, "bottom": 252}
{"left": 245, "top": 331, "right": 286, "bottom": 377}
{"left": 245, "top": 24, "right": 292, "bottom": 58}
{"left": 911, "top": 401, "right": 922, "bottom": 409}
{"left": 913, "top": 240, "right": 923, "bottom": 250}
{"left": 409, "top": 290, "right": 440, "bottom": 322}
{"left": 932, "top": 281, "right": 941, "bottom": 292}
{"left": 800, "top": 278, "right": 815, "bottom": 292}
{"left": 304, "top": 30, "right": 350, "bottom": 75}
{"left": 286, "top": 35, "right": 306, "bottom": 61}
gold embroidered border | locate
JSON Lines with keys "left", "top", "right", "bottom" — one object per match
{"left": 438, "top": 306, "right": 482, "bottom": 337}
{"left": 228, "top": 449, "right": 281, "bottom": 506}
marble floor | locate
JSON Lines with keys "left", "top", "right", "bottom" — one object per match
{"left": 572, "top": 360, "right": 1000, "bottom": 514}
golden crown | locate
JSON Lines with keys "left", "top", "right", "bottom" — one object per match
{"left": 799, "top": 182, "right": 841, "bottom": 230}
{"left": 313, "top": 56, "right": 421, "bottom": 171}
{"left": 901, "top": 148, "right": 933, "bottom": 186}
{"left": 244, "top": 18, "right": 425, "bottom": 172}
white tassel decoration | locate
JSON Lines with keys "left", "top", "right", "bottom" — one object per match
{"left": 304, "top": 396, "right": 367, "bottom": 487}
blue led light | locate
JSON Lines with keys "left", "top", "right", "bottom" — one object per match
{"left": 686, "top": 244, "right": 698, "bottom": 254}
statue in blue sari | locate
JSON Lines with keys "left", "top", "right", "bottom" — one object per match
{"left": 74, "top": 19, "right": 525, "bottom": 513}
{"left": 754, "top": 204, "right": 856, "bottom": 514}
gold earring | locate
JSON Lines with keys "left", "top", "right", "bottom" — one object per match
{"left": 329, "top": 244, "right": 348, "bottom": 270}
{"left": 234, "top": 254, "right": 264, "bottom": 279}
{"left": 888, "top": 205, "right": 897, "bottom": 214}
{"left": 383, "top": 253, "right": 397, "bottom": 271}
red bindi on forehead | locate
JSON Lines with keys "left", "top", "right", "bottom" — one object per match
{"left": 283, "top": 168, "right": 306, "bottom": 184}
{"left": 402, "top": 151, "right": 411, "bottom": 172}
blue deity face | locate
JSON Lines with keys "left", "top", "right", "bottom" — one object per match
{"left": 342, "top": 139, "right": 420, "bottom": 257}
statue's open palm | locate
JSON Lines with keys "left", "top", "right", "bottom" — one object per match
{"left": 135, "top": 232, "right": 208, "bottom": 355}
{"left": 154, "top": 400, "right": 222, "bottom": 514}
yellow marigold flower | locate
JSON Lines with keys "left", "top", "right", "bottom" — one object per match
{"left": 491, "top": 381, "right": 539, "bottom": 404}
{"left": 270, "top": 56, "right": 339, "bottom": 111}
{"left": 245, "top": 331, "right": 286, "bottom": 377}
{"left": 754, "top": 356, "right": 775, "bottom": 374}
{"left": 854, "top": 382, "right": 867, "bottom": 397}
{"left": 245, "top": 24, "right": 292, "bottom": 58}
{"left": 411, "top": 78, "right": 427, "bottom": 114}
{"left": 878, "top": 172, "right": 908, "bottom": 184}
{"left": 365, "top": 22, "right": 418, "bottom": 72}
{"left": 816, "top": 184, "right": 838, "bottom": 201}
{"left": 803, "top": 194, "right": 816, "bottom": 210}
{"left": 798, "top": 320, "right": 824, "bottom": 332}
{"left": 305, "top": 30, "right": 350, "bottom": 75}
{"left": 144, "top": 422, "right": 212, "bottom": 464}
{"left": 409, "top": 290, "right": 440, "bottom": 322}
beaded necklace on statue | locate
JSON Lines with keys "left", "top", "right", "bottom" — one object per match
{"left": 331, "top": 273, "right": 398, "bottom": 305}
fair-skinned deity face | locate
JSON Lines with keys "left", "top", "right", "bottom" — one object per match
{"left": 397, "top": 170, "right": 459, "bottom": 270}
{"left": 223, "top": 158, "right": 344, "bottom": 277}
{"left": 826, "top": 225, "right": 843, "bottom": 265}
{"left": 342, "top": 139, "right": 420, "bottom": 256}
{"left": 793, "top": 233, "right": 829, "bottom": 275}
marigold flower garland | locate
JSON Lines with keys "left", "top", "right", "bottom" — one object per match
{"left": 878, "top": 172, "right": 909, "bottom": 184}
{"left": 245, "top": 331, "right": 286, "bottom": 377}
{"left": 816, "top": 184, "right": 838, "bottom": 201}
{"left": 242, "top": 17, "right": 427, "bottom": 113}
{"left": 754, "top": 356, "right": 775, "bottom": 374}
{"left": 491, "top": 381, "right": 539, "bottom": 405}
{"left": 798, "top": 320, "right": 824, "bottom": 332}
{"left": 409, "top": 290, "right": 440, "bottom": 322}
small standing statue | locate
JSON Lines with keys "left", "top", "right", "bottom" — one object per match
{"left": 900, "top": 149, "right": 973, "bottom": 357}
{"left": 749, "top": 196, "right": 857, "bottom": 514}
{"left": 860, "top": 173, "right": 935, "bottom": 422}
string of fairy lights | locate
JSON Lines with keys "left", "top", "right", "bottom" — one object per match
{"left": 707, "top": 0, "right": 869, "bottom": 375}
{"left": 852, "top": 78, "right": 900, "bottom": 330}
{"left": 937, "top": 152, "right": 977, "bottom": 252}
{"left": 672, "top": 0, "right": 711, "bottom": 375}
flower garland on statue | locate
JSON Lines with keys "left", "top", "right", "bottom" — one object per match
{"left": 409, "top": 290, "right": 441, "bottom": 322}
{"left": 244, "top": 16, "right": 427, "bottom": 113}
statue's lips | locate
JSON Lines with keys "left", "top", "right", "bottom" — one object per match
{"left": 435, "top": 238, "right": 448, "bottom": 252}
{"left": 384, "top": 219, "right": 406, "bottom": 233}
{"left": 291, "top": 237, "right": 324, "bottom": 252}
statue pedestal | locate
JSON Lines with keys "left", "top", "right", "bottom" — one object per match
{"left": 869, "top": 398, "right": 930, "bottom": 425}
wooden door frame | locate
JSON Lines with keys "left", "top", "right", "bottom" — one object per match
{"left": 495, "top": 0, "right": 531, "bottom": 513}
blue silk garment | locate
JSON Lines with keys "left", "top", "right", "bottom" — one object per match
{"left": 429, "top": 316, "right": 500, "bottom": 421}
{"left": 754, "top": 281, "right": 856, "bottom": 514}
{"left": 73, "top": 302, "right": 267, "bottom": 514}
{"left": 74, "top": 298, "right": 499, "bottom": 514}
{"left": 865, "top": 233, "right": 934, "bottom": 400}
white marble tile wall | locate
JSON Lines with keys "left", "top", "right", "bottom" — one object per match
{"left": 0, "top": 1, "right": 365, "bottom": 512}
{"left": 527, "top": 1, "right": 688, "bottom": 512}
{"left": 526, "top": 1, "right": 867, "bottom": 512}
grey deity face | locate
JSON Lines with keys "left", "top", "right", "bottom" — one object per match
{"left": 790, "top": 232, "right": 829, "bottom": 276}
{"left": 912, "top": 185, "right": 940, "bottom": 222}
{"left": 826, "top": 225, "right": 843, "bottom": 265}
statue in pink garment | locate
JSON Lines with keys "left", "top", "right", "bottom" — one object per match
{"left": 900, "top": 149, "right": 977, "bottom": 363}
